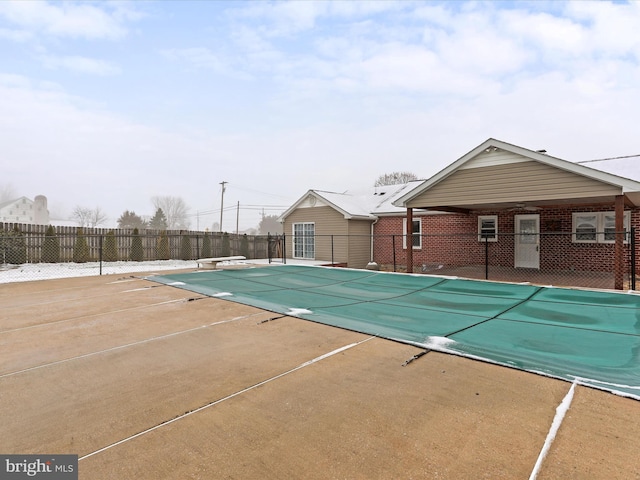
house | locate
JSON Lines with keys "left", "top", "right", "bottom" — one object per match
{"left": 391, "top": 138, "right": 640, "bottom": 289}
{"left": 278, "top": 181, "right": 430, "bottom": 268}
{"left": 0, "top": 195, "right": 49, "bottom": 225}
{"left": 280, "top": 138, "right": 640, "bottom": 289}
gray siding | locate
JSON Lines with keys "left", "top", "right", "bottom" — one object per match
{"left": 347, "top": 219, "right": 373, "bottom": 268}
{"left": 283, "top": 206, "right": 348, "bottom": 263}
{"left": 283, "top": 207, "right": 374, "bottom": 268}
{"left": 408, "top": 161, "right": 622, "bottom": 208}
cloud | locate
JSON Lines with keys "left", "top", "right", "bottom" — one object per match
{"left": 567, "top": 1, "right": 640, "bottom": 58}
{"left": 40, "top": 54, "right": 121, "bottom": 76}
{"left": 161, "top": 47, "right": 248, "bottom": 79}
{"left": 0, "top": 1, "right": 139, "bottom": 40}
{"left": 3, "top": 1, "right": 640, "bottom": 229}
{"left": 0, "top": 26, "right": 32, "bottom": 42}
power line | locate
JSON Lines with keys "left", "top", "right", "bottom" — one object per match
{"left": 229, "top": 184, "right": 293, "bottom": 200}
{"left": 577, "top": 154, "right": 640, "bottom": 164}
{"left": 186, "top": 205, "right": 286, "bottom": 218}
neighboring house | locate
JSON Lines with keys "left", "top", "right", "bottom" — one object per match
{"left": 279, "top": 181, "right": 428, "bottom": 268}
{"left": 0, "top": 195, "right": 49, "bottom": 225}
{"left": 281, "top": 138, "right": 640, "bottom": 289}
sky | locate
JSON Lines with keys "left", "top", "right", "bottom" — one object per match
{"left": 1, "top": 0, "right": 640, "bottom": 231}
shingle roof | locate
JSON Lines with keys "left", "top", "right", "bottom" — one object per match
{"left": 308, "top": 180, "right": 425, "bottom": 218}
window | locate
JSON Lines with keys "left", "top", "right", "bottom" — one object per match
{"left": 402, "top": 218, "right": 421, "bottom": 249}
{"left": 293, "top": 222, "right": 315, "bottom": 259}
{"left": 478, "top": 215, "right": 498, "bottom": 242}
{"left": 573, "top": 214, "right": 597, "bottom": 242}
{"left": 572, "top": 212, "right": 630, "bottom": 243}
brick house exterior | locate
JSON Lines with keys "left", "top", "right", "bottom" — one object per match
{"left": 373, "top": 207, "right": 640, "bottom": 275}
{"left": 393, "top": 139, "right": 640, "bottom": 289}
{"left": 281, "top": 138, "right": 640, "bottom": 289}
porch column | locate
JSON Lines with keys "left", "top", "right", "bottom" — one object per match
{"left": 615, "top": 194, "right": 625, "bottom": 290}
{"left": 406, "top": 207, "right": 413, "bottom": 273}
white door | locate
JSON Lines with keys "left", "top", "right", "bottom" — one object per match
{"left": 515, "top": 214, "right": 540, "bottom": 269}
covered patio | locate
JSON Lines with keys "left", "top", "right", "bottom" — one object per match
{"left": 393, "top": 139, "right": 640, "bottom": 290}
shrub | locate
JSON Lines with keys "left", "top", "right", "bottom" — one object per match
{"left": 201, "top": 232, "right": 211, "bottom": 258}
{"left": 0, "top": 227, "right": 27, "bottom": 264}
{"left": 240, "top": 234, "right": 249, "bottom": 258}
{"left": 156, "top": 231, "right": 170, "bottom": 260}
{"left": 103, "top": 230, "right": 118, "bottom": 262}
{"left": 73, "top": 228, "right": 90, "bottom": 263}
{"left": 221, "top": 232, "right": 230, "bottom": 257}
{"left": 130, "top": 228, "right": 144, "bottom": 261}
{"left": 42, "top": 225, "right": 60, "bottom": 263}
{"left": 180, "top": 233, "right": 192, "bottom": 260}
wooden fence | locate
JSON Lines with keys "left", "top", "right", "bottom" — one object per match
{"left": 0, "top": 223, "right": 272, "bottom": 263}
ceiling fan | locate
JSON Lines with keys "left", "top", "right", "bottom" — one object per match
{"left": 506, "top": 203, "right": 541, "bottom": 212}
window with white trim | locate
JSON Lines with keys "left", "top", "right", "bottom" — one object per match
{"left": 402, "top": 218, "right": 422, "bottom": 249}
{"left": 572, "top": 212, "right": 630, "bottom": 243}
{"left": 293, "top": 222, "right": 315, "bottom": 258}
{"left": 478, "top": 215, "right": 498, "bottom": 242}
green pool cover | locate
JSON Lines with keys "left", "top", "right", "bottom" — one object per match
{"left": 151, "top": 265, "right": 640, "bottom": 400}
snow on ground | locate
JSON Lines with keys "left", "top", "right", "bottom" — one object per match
{"left": 0, "top": 258, "right": 324, "bottom": 284}
{"left": 0, "top": 260, "right": 198, "bottom": 284}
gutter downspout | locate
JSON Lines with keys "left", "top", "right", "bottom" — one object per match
{"left": 614, "top": 194, "right": 624, "bottom": 290}
{"left": 370, "top": 217, "right": 379, "bottom": 263}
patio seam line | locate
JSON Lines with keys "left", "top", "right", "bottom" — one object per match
{"left": 77, "top": 336, "right": 376, "bottom": 462}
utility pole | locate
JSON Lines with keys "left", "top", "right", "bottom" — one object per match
{"left": 236, "top": 201, "right": 240, "bottom": 234}
{"left": 219, "top": 181, "right": 227, "bottom": 233}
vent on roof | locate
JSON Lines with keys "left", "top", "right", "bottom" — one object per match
{"left": 536, "top": 149, "right": 547, "bottom": 154}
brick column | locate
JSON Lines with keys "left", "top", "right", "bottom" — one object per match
{"left": 406, "top": 207, "right": 413, "bottom": 273}
{"left": 615, "top": 195, "right": 625, "bottom": 290}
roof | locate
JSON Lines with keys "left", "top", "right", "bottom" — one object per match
{"left": 281, "top": 139, "right": 640, "bottom": 221}
{"left": 0, "top": 196, "right": 31, "bottom": 210}
{"left": 574, "top": 155, "right": 640, "bottom": 183}
{"left": 279, "top": 180, "right": 426, "bottom": 221}
{"left": 393, "top": 138, "right": 640, "bottom": 208}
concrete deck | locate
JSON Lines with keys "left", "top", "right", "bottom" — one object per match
{"left": 1, "top": 271, "right": 638, "bottom": 479}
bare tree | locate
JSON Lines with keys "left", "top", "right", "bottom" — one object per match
{"left": 87, "top": 206, "right": 109, "bottom": 227}
{"left": 374, "top": 171, "right": 419, "bottom": 187}
{"left": 0, "top": 183, "right": 16, "bottom": 202}
{"left": 71, "top": 206, "right": 108, "bottom": 227}
{"left": 151, "top": 196, "right": 190, "bottom": 229}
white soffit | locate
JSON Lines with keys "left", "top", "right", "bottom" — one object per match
{"left": 458, "top": 149, "right": 530, "bottom": 170}
{"left": 299, "top": 194, "right": 329, "bottom": 208}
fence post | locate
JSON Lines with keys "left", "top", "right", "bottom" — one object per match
{"left": 632, "top": 227, "right": 636, "bottom": 291}
{"left": 392, "top": 235, "right": 396, "bottom": 272}
{"left": 99, "top": 234, "right": 103, "bottom": 276}
{"left": 283, "top": 234, "right": 286, "bottom": 264}
{"left": 331, "top": 235, "right": 334, "bottom": 266}
{"left": 484, "top": 235, "right": 489, "bottom": 280}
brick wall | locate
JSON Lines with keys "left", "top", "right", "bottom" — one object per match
{"left": 373, "top": 207, "right": 640, "bottom": 273}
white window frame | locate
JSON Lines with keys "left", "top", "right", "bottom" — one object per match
{"left": 402, "top": 218, "right": 422, "bottom": 249}
{"left": 572, "top": 211, "right": 630, "bottom": 244}
{"left": 478, "top": 215, "right": 498, "bottom": 242}
{"left": 292, "top": 222, "right": 315, "bottom": 259}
